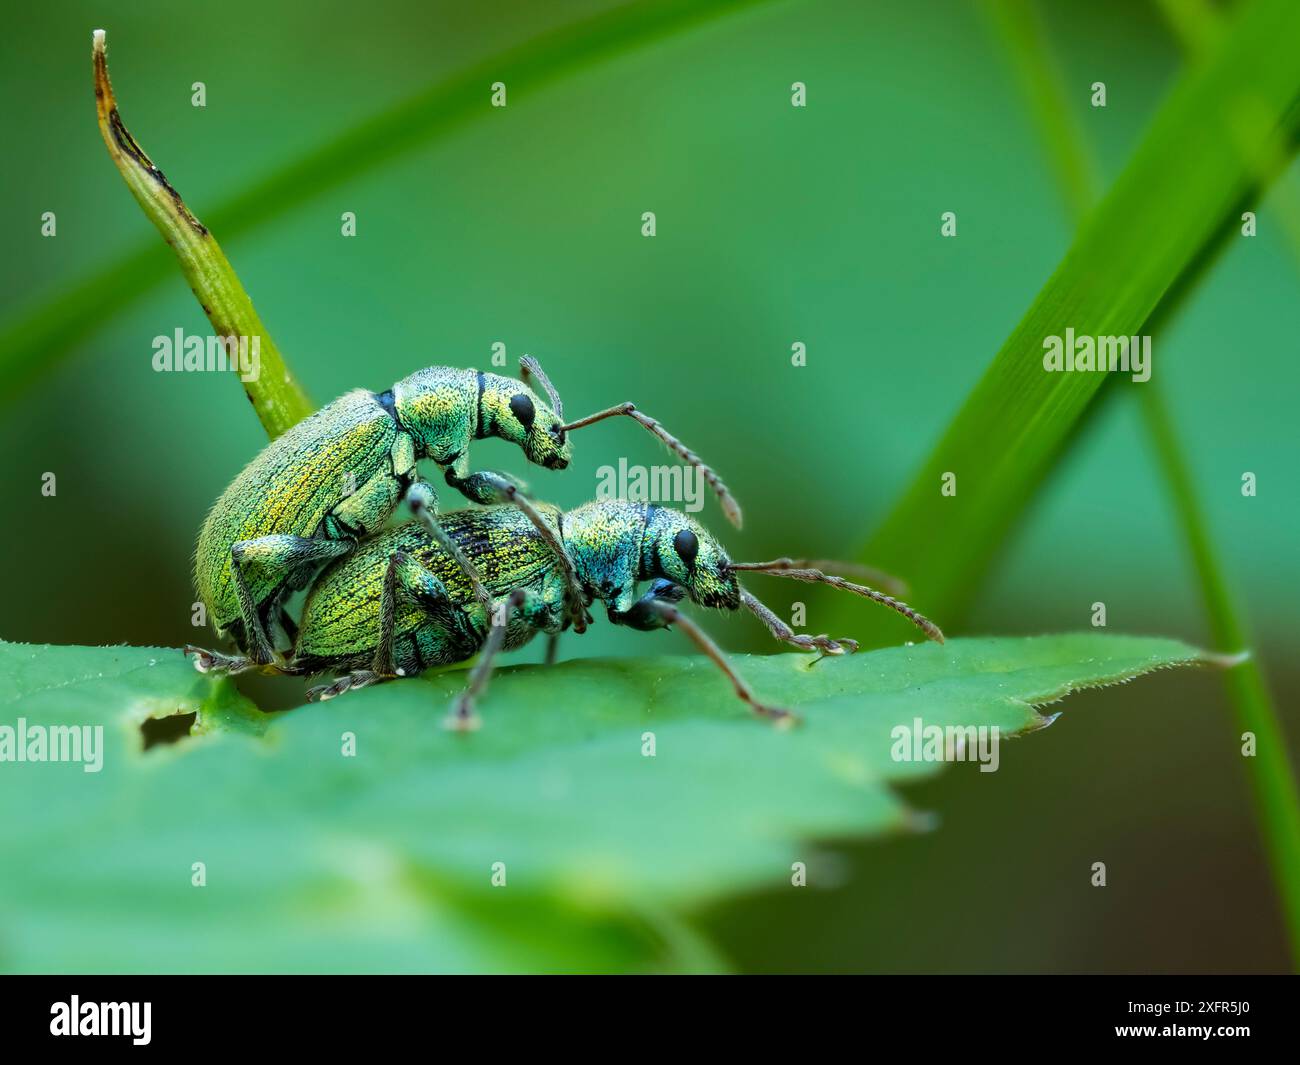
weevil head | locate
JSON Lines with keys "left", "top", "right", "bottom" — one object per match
{"left": 475, "top": 373, "right": 570, "bottom": 470}
{"left": 559, "top": 501, "right": 738, "bottom": 614}
{"left": 643, "top": 506, "right": 739, "bottom": 610}
{"left": 504, "top": 383, "right": 571, "bottom": 471}
{"left": 389, "top": 368, "right": 571, "bottom": 470}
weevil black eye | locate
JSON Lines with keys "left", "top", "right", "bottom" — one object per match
{"left": 673, "top": 529, "right": 699, "bottom": 572}
{"left": 509, "top": 393, "right": 535, "bottom": 431}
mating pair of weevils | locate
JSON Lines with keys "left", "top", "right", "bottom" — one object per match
{"left": 186, "top": 360, "right": 943, "bottom": 728}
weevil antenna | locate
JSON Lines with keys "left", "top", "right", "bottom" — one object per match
{"left": 559, "top": 402, "right": 743, "bottom": 528}
{"left": 519, "top": 356, "right": 563, "bottom": 420}
{"left": 730, "top": 557, "right": 908, "bottom": 596}
{"left": 729, "top": 562, "right": 944, "bottom": 643}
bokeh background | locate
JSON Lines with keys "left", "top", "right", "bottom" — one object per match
{"left": 1, "top": 0, "right": 1295, "bottom": 971}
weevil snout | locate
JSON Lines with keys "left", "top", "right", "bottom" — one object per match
{"left": 692, "top": 570, "right": 741, "bottom": 611}
{"left": 522, "top": 407, "right": 571, "bottom": 470}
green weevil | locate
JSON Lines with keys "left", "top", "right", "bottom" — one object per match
{"left": 188, "top": 499, "right": 944, "bottom": 730}
{"left": 187, "top": 358, "right": 741, "bottom": 673}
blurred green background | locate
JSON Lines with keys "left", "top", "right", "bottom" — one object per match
{"left": 1, "top": 0, "right": 1295, "bottom": 971}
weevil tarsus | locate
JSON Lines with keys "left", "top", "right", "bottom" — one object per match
{"left": 184, "top": 645, "right": 255, "bottom": 675}
{"left": 308, "top": 669, "right": 382, "bottom": 702}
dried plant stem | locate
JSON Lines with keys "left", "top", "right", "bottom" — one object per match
{"left": 92, "top": 29, "right": 312, "bottom": 438}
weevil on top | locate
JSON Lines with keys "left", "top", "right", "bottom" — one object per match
{"left": 187, "top": 499, "right": 944, "bottom": 730}
{"left": 187, "top": 356, "right": 743, "bottom": 674}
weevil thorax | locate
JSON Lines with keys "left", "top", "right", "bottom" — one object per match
{"left": 389, "top": 367, "right": 570, "bottom": 469}
{"left": 559, "top": 500, "right": 644, "bottom": 613}
{"left": 561, "top": 501, "right": 739, "bottom": 612}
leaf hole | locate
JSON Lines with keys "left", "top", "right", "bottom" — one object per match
{"left": 140, "top": 711, "right": 197, "bottom": 750}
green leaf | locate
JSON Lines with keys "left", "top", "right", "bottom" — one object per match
{"left": 0, "top": 634, "right": 1209, "bottom": 972}
{"left": 841, "top": 0, "right": 1300, "bottom": 641}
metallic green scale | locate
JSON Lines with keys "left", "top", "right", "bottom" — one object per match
{"left": 292, "top": 500, "right": 731, "bottom": 678}
{"left": 294, "top": 504, "right": 570, "bottom": 674}
{"left": 192, "top": 364, "right": 570, "bottom": 663}
{"left": 195, "top": 389, "right": 404, "bottom": 628}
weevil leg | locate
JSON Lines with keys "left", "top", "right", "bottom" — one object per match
{"left": 544, "top": 633, "right": 560, "bottom": 666}
{"left": 228, "top": 535, "right": 352, "bottom": 665}
{"left": 447, "top": 588, "right": 531, "bottom": 732}
{"left": 615, "top": 596, "right": 796, "bottom": 726}
{"left": 276, "top": 605, "right": 299, "bottom": 647}
{"left": 226, "top": 538, "right": 353, "bottom": 663}
{"left": 738, "top": 589, "right": 859, "bottom": 656}
{"left": 184, "top": 645, "right": 255, "bottom": 675}
{"left": 443, "top": 469, "right": 590, "bottom": 632}
{"left": 308, "top": 669, "right": 382, "bottom": 702}
{"left": 445, "top": 582, "right": 569, "bottom": 732}
{"left": 442, "top": 464, "right": 525, "bottom": 506}
{"left": 372, "top": 550, "right": 458, "bottom": 677}
{"left": 405, "top": 480, "right": 495, "bottom": 613}
{"left": 608, "top": 579, "right": 686, "bottom": 630}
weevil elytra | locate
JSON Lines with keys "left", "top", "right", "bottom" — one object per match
{"left": 188, "top": 358, "right": 743, "bottom": 673}
{"left": 187, "top": 500, "right": 943, "bottom": 730}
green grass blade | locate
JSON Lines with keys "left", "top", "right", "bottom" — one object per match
{"left": 981, "top": 0, "right": 1099, "bottom": 220}
{"left": 1147, "top": 0, "right": 1300, "bottom": 967}
{"left": 1139, "top": 388, "right": 1300, "bottom": 958}
{"left": 0, "top": 0, "right": 786, "bottom": 408}
{"left": 837, "top": 0, "right": 1300, "bottom": 644}
{"left": 985, "top": 0, "right": 1300, "bottom": 964}
{"left": 1153, "top": 0, "right": 1300, "bottom": 259}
